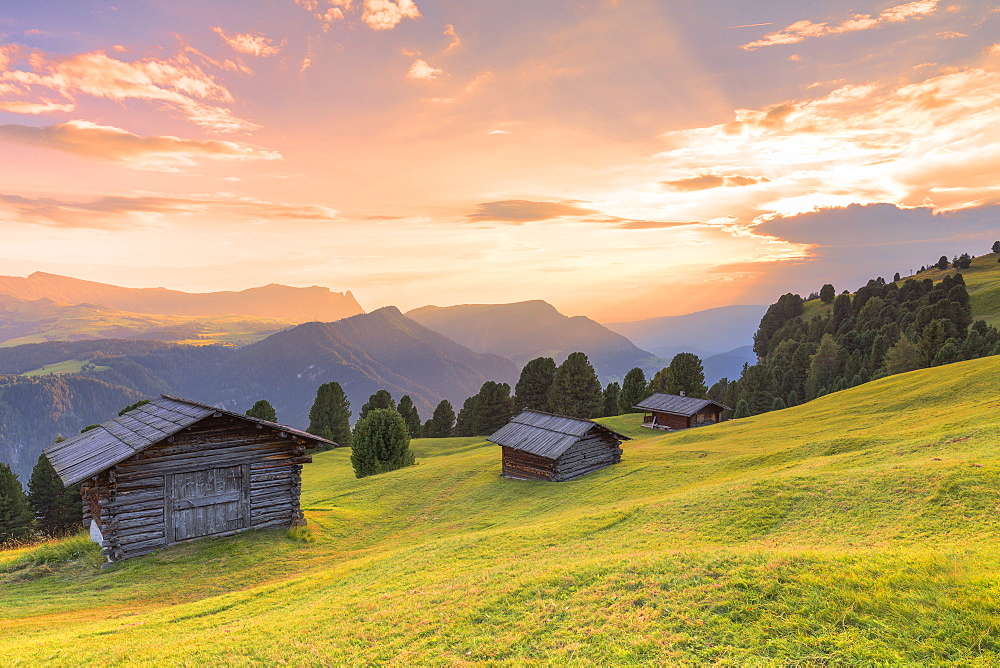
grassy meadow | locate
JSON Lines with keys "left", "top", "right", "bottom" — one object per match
{"left": 2, "top": 355, "right": 1000, "bottom": 664}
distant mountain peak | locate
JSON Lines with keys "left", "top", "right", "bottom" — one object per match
{"left": 0, "top": 271, "right": 364, "bottom": 323}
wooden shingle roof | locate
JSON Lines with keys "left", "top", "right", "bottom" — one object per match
{"left": 45, "top": 395, "right": 335, "bottom": 486}
{"left": 487, "top": 410, "right": 630, "bottom": 460}
{"left": 633, "top": 393, "right": 730, "bottom": 416}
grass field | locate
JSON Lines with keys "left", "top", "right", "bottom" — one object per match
{"left": 21, "top": 360, "right": 111, "bottom": 377}
{"left": 2, "top": 355, "right": 1000, "bottom": 663}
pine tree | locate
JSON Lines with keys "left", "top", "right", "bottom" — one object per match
{"left": 935, "top": 255, "right": 949, "bottom": 270}
{"left": 993, "top": 240, "right": 1000, "bottom": 253}
{"left": 806, "top": 334, "right": 842, "bottom": 400}
{"left": 397, "top": 395, "right": 422, "bottom": 438}
{"left": 118, "top": 399, "right": 150, "bottom": 416}
{"left": 602, "top": 381, "right": 621, "bottom": 417}
{"left": 512, "top": 357, "right": 556, "bottom": 413}
{"left": 733, "top": 400, "right": 751, "bottom": 419}
{"left": 454, "top": 396, "right": 478, "bottom": 437}
{"left": 246, "top": 399, "right": 277, "bottom": 422}
{"left": 427, "top": 400, "right": 456, "bottom": 437}
{"left": 771, "top": 397, "right": 787, "bottom": 411}
{"left": 665, "top": 353, "right": 708, "bottom": 398}
{"left": 549, "top": 352, "right": 603, "bottom": 418}
{"left": 359, "top": 390, "right": 395, "bottom": 420}
{"left": 819, "top": 284, "right": 835, "bottom": 303}
{"left": 647, "top": 367, "right": 671, "bottom": 394}
{"left": 0, "top": 463, "right": 33, "bottom": 545}
{"left": 307, "top": 381, "right": 352, "bottom": 446}
{"left": 350, "top": 409, "right": 413, "bottom": 478}
{"left": 893, "top": 272, "right": 901, "bottom": 283}
{"left": 27, "top": 452, "right": 81, "bottom": 537}
{"left": 470, "top": 381, "right": 514, "bottom": 435}
{"left": 618, "top": 367, "right": 648, "bottom": 414}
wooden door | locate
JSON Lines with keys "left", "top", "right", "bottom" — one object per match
{"left": 165, "top": 464, "right": 249, "bottom": 544}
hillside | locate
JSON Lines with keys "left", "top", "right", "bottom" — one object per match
{"left": 4, "top": 355, "right": 1000, "bottom": 663}
{"left": 0, "top": 272, "right": 363, "bottom": 323}
{"left": 605, "top": 304, "right": 768, "bottom": 359}
{"left": 0, "top": 294, "right": 291, "bottom": 347}
{"left": 406, "top": 300, "right": 665, "bottom": 380}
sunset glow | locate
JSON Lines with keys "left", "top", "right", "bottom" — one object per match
{"left": 1, "top": 1, "right": 999, "bottom": 321}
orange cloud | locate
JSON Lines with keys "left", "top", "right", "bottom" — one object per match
{"left": 742, "top": 0, "right": 940, "bottom": 50}
{"left": 212, "top": 27, "right": 285, "bottom": 57}
{"left": 443, "top": 24, "right": 461, "bottom": 52}
{"left": 662, "top": 174, "right": 771, "bottom": 192}
{"left": 407, "top": 58, "right": 442, "bottom": 80}
{"left": 0, "top": 48, "right": 252, "bottom": 132}
{"left": 362, "top": 0, "right": 421, "bottom": 30}
{"left": 467, "top": 200, "right": 597, "bottom": 223}
{"left": 0, "top": 120, "right": 281, "bottom": 169}
{"left": 0, "top": 100, "right": 74, "bottom": 114}
{"left": 0, "top": 193, "right": 339, "bottom": 229}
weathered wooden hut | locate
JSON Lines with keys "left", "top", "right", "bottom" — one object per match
{"left": 45, "top": 395, "right": 335, "bottom": 563}
{"left": 633, "top": 392, "right": 730, "bottom": 430}
{"left": 487, "top": 410, "right": 631, "bottom": 481}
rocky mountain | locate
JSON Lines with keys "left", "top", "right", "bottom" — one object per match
{"left": 0, "top": 308, "right": 517, "bottom": 482}
{"left": 406, "top": 300, "right": 666, "bottom": 381}
{"left": 605, "top": 304, "right": 768, "bottom": 359}
{"left": 0, "top": 272, "right": 363, "bottom": 322}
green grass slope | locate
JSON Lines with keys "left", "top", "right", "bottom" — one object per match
{"left": 3, "top": 355, "right": 1000, "bottom": 663}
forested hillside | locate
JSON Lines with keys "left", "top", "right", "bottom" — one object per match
{"left": 711, "top": 250, "right": 1000, "bottom": 416}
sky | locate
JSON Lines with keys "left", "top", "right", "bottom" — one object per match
{"left": 1, "top": 0, "right": 998, "bottom": 322}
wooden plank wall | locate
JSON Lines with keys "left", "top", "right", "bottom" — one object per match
{"left": 88, "top": 415, "right": 309, "bottom": 562}
{"left": 501, "top": 446, "right": 557, "bottom": 480}
{"left": 553, "top": 433, "right": 622, "bottom": 481}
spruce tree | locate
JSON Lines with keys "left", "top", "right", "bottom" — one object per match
{"left": 617, "top": 367, "right": 648, "bottom": 414}
{"left": 350, "top": 409, "right": 413, "bottom": 478}
{"left": 549, "top": 352, "right": 603, "bottom": 419}
{"left": 512, "top": 357, "right": 556, "bottom": 413}
{"left": 359, "top": 390, "right": 395, "bottom": 420}
{"left": 602, "top": 381, "right": 621, "bottom": 417}
{"left": 307, "top": 381, "right": 352, "bottom": 446}
{"left": 27, "top": 452, "right": 81, "bottom": 537}
{"left": 397, "top": 395, "right": 422, "bottom": 438}
{"left": 246, "top": 399, "right": 277, "bottom": 422}
{"left": 0, "top": 463, "right": 33, "bottom": 545}
{"left": 454, "top": 396, "right": 478, "bottom": 436}
{"left": 666, "top": 353, "right": 708, "bottom": 398}
{"left": 771, "top": 397, "right": 787, "bottom": 411}
{"left": 470, "top": 381, "right": 514, "bottom": 435}
{"left": 428, "top": 400, "right": 456, "bottom": 437}
{"left": 733, "top": 400, "right": 752, "bottom": 419}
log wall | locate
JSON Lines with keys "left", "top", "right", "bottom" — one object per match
{"left": 501, "top": 446, "right": 556, "bottom": 480}
{"left": 85, "top": 414, "right": 311, "bottom": 562}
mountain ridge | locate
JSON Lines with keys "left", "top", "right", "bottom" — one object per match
{"left": 0, "top": 271, "right": 364, "bottom": 323}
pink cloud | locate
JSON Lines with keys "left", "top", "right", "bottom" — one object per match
{"left": 212, "top": 27, "right": 285, "bottom": 57}
{"left": 0, "top": 48, "right": 253, "bottom": 132}
{"left": 0, "top": 120, "right": 281, "bottom": 169}
{"left": 742, "top": 0, "right": 940, "bottom": 50}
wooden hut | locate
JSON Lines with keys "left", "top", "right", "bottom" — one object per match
{"left": 45, "top": 395, "right": 335, "bottom": 563}
{"left": 633, "top": 392, "right": 730, "bottom": 430}
{"left": 487, "top": 410, "right": 630, "bottom": 482}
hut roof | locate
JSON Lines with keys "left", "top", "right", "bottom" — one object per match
{"left": 487, "top": 410, "right": 630, "bottom": 460}
{"left": 45, "top": 395, "right": 335, "bottom": 486}
{"left": 633, "top": 393, "right": 731, "bottom": 416}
